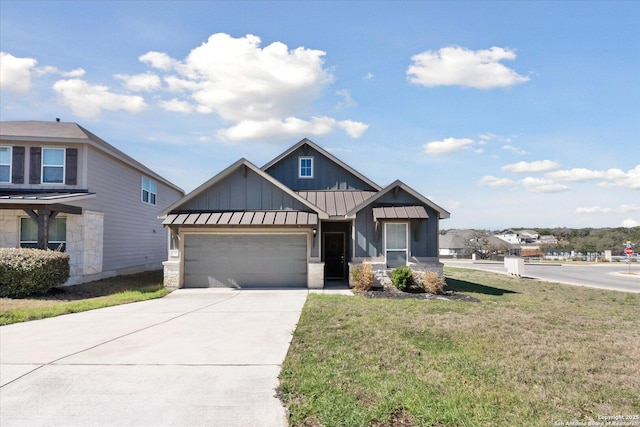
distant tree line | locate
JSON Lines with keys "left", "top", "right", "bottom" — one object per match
{"left": 442, "top": 227, "right": 640, "bottom": 255}
{"left": 534, "top": 227, "right": 640, "bottom": 254}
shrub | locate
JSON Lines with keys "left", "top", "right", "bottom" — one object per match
{"left": 420, "top": 271, "right": 447, "bottom": 294}
{"left": 0, "top": 248, "right": 70, "bottom": 298}
{"left": 351, "top": 263, "right": 374, "bottom": 291}
{"left": 390, "top": 265, "right": 414, "bottom": 292}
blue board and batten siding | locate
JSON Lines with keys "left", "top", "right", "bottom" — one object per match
{"left": 354, "top": 188, "right": 440, "bottom": 259}
{"left": 180, "top": 166, "right": 310, "bottom": 212}
{"left": 264, "top": 145, "right": 378, "bottom": 191}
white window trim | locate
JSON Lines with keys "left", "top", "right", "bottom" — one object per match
{"left": 384, "top": 222, "right": 409, "bottom": 268}
{"left": 141, "top": 176, "right": 157, "bottom": 205}
{"left": 298, "top": 156, "right": 314, "bottom": 179}
{"left": 0, "top": 145, "right": 11, "bottom": 184}
{"left": 41, "top": 147, "right": 66, "bottom": 184}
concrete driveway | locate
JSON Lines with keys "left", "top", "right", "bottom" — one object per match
{"left": 0, "top": 288, "right": 310, "bottom": 427}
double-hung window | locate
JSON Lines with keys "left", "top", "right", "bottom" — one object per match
{"left": 42, "top": 148, "right": 65, "bottom": 184}
{"left": 299, "top": 157, "right": 313, "bottom": 178}
{"left": 142, "top": 177, "right": 157, "bottom": 205}
{"left": 385, "top": 222, "right": 408, "bottom": 268}
{"left": 20, "top": 217, "right": 67, "bottom": 251}
{"left": 0, "top": 146, "right": 11, "bottom": 183}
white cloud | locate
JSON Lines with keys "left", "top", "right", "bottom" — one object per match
{"left": 115, "top": 72, "right": 161, "bottom": 92}
{"left": 576, "top": 204, "right": 640, "bottom": 214}
{"left": 217, "top": 116, "right": 366, "bottom": 141}
{"left": 546, "top": 167, "right": 605, "bottom": 182}
{"left": 136, "top": 33, "right": 364, "bottom": 141}
{"left": 479, "top": 176, "right": 517, "bottom": 188}
{"left": 547, "top": 165, "right": 640, "bottom": 189}
{"left": 502, "top": 145, "right": 529, "bottom": 155}
{"left": 53, "top": 79, "right": 148, "bottom": 118}
{"left": 407, "top": 46, "right": 530, "bottom": 89}
{"left": 63, "top": 68, "right": 86, "bottom": 78}
{"left": 502, "top": 160, "right": 560, "bottom": 173}
{"left": 33, "top": 65, "right": 85, "bottom": 78}
{"left": 521, "top": 177, "right": 569, "bottom": 193}
{"left": 335, "top": 89, "right": 356, "bottom": 109}
{"left": 159, "top": 98, "right": 194, "bottom": 113}
{"left": 423, "top": 137, "right": 474, "bottom": 155}
{"left": 337, "top": 120, "right": 369, "bottom": 138}
{"left": 139, "top": 51, "right": 178, "bottom": 71}
{"left": 0, "top": 52, "right": 37, "bottom": 93}
{"left": 622, "top": 218, "right": 640, "bottom": 227}
{"left": 364, "top": 72, "right": 374, "bottom": 80}
{"left": 479, "top": 132, "right": 512, "bottom": 143}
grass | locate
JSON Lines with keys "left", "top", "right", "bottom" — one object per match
{"left": 278, "top": 266, "right": 640, "bottom": 426}
{"left": 0, "top": 270, "right": 170, "bottom": 325}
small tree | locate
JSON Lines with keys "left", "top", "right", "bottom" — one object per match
{"left": 464, "top": 231, "right": 510, "bottom": 259}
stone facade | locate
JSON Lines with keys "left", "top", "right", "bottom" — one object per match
{"left": 66, "top": 210, "right": 104, "bottom": 277}
{"left": 0, "top": 209, "right": 104, "bottom": 285}
{"left": 308, "top": 262, "right": 325, "bottom": 289}
{"left": 163, "top": 260, "right": 181, "bottom": 289}
{"left": 0, "top": 210, "right": 20, "bottom": 247}
{"left": 349, "top": 261, "right": 444, "bottom": 288}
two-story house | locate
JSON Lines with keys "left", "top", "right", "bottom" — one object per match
{"left": 160, "top": 139, "right": 450, "bottom": 289}
{"left": 0, "top": 121, "right": 184, "bottom": 285}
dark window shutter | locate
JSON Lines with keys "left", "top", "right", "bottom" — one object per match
{"left": 12, "top": 146, "right": 25, "bottom": 184}
{"left": 65, "top": 148, "right": 78, "bottom": 185}
{"left": 29, "top": 147, "right": 42, "bottom": 184}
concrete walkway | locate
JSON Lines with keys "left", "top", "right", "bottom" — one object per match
{"left": 0, "top": 288, "right": 313, "bottom": 427}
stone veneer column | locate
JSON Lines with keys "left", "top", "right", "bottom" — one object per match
{"left": 82, "top": 211, "right": 104, "bottom": 275}
{"left": 308, "top": 262, "right": 325, "bottom": 289}
{"left": 66, "top": 211, "right": 104, "bottom": 277}
{"left": 163, "top": 260, "right": 181, "bottom": 289}
{"left": 0, "top": 210, "right": 20, "bottom": 247}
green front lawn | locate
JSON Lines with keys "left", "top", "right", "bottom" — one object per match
{"left": 278, "top": 267, "right": 640, "bottom": 426}
{"left": 0, "top": 270, "right": 170, "bottom": 325}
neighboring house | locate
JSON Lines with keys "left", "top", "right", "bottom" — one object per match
{"left": 440, "top": 229, "right": 518, "bottom": 258}
{"left": 495, "top": 229, "right": 521, "bottom": 245}
{"left": 439, "top": 229, "right": 474, "bottom": 258}
{"left": 160, "top": 139, "right": 450, "bottom": 289}
{"left": 0, "top": 121, "right": 184, "bottom": 285}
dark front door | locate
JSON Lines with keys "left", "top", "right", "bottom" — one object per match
{"left": 324, "top": 232, "right": 346, "bottom": 279}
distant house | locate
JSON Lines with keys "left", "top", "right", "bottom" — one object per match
{"left": 495, "top": 229, "right": 521, "bottom": 245}
{"left": 439, "top": 229, "right": 474, "bottom": 258}
{"left": 0, "top": 121, "right": 184, "bottom": 285}
{"left": 440, "top": 229, "right": 517, "bottom": 258}
{"left": 160, "top": 139, "right": 450, "bottom": 289}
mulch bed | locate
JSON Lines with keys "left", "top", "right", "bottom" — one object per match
{"left": 356, "top": 285, "right": 479, "bottom": 302}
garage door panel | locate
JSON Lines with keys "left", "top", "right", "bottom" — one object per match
{"left": 183, "top": 233, "right": 307, "bottom": 288}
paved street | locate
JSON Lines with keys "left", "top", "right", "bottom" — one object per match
{"left": 0, "top": 289, "right": 310, "bottom": 427}
{"left": 443, "top": 260, "right": 640, "bottom": 293}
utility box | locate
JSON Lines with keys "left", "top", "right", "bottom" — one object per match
{"left": 504, "top": 256, "right": 525, "bottom": 277}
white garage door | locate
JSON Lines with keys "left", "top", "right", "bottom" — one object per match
{"left": 183, "top": 233, "right": 308, "bottom": 288}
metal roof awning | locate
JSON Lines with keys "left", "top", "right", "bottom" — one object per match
{"left": 163, "top": 211, "right": 318, "bottom": 226}
{"left": 372, "top": 206, "right": 429, "bottom": 221}
{"left": 0, "top": 191, "right": 96, "bottom": 214}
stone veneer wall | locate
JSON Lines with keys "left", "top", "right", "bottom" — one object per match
{"left": 0, "top": 210, "right": 21, "bottom": 247}
{"left": 66, "top": 210, "right": 104, "bottom": 277}
{"left": 163, "top": 260, "right": 181, "bottom": 289}
{"left": 349, "top": 261, "right": 444, "bottom": 288}
{"left": 0, "top": 209, "right": 104, "bottom": 284}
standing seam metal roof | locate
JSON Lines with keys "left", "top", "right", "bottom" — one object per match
{"left": 162, "top": 211, "right": 318, "bottom": 226}
{"left": 297, "top": 191, "right": 377, "bottom": 217}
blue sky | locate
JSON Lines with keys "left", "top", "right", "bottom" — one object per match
{"left": 1, "top": 1, "right": 638, "bottom": 230}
